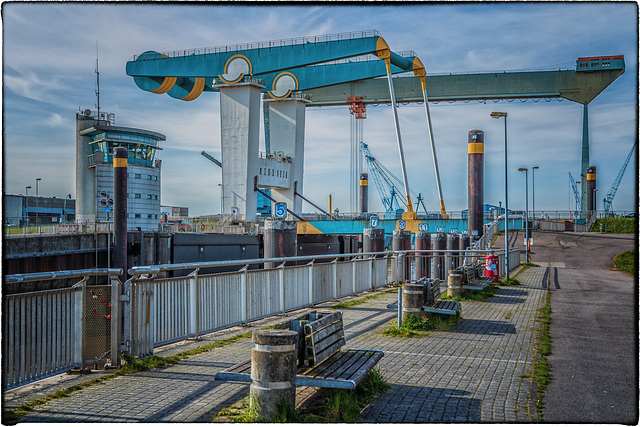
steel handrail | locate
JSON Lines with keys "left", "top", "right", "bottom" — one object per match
{"left": 5, "top": 268, "right": 123, "bottom": 283}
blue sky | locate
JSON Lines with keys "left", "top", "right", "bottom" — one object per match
{"left": 3, "top": 3, "right": 637, "bottom": 216}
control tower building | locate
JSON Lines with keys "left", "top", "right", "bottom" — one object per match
{"left": 75, "top": 109, "right": 165, "bottom": 230}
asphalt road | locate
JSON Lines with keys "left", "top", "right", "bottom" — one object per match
{"left": 532, "top": 231, "right": 637, "bottom": 424}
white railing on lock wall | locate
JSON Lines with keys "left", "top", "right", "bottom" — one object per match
{"left": 3, "top": 247, "right": 522, "bottom": 388}
{"left": 124, "top": 248, "right": 520, "bottom": 357}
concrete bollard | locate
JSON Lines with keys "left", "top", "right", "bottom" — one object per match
{"left": 402, "top": 282, "right": 425, "bottom": 323}
{"left": 447, "top": 270, "right": 463, "bottom": 298}
{"left": 250, "top": 330, "right": 298, "bottom": 421}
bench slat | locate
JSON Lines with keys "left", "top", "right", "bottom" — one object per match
{"left": 303, "top": 349, "right": 358, "bottom": 378}
{"left": 306, "top": 311, "right": 342, "bottom": 331}
{"left": 326, "top": 350, "right": 373, "bottom": 380}
{"left": 311, "top": 337, "right": 346, "bottom": 366}
{"left": 308, "top": 318, "right": 345, "bottom": 351}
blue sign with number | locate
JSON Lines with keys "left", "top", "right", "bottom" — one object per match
{"left": 471, "top": 230, "right": 479, "bottom": 236}
{"left": 461, "top": 229, "right": 469, "bottom": 235}
{"left": 450, "top": 227, "right": 458, "bottom": 234}
{"left": 370, "top": 216, "right": 378, "bottom": 228}
{"left": 398, "top": 220, "right": 406, "bottom": 230}
{"left": 418, "top": 223, "right": 428, "bottom": 232}
{"left": 436, "top": 226, "right": 444, "bottom": 233}
{"left": 274, "top": 202, "right": 287, "bottom": 219}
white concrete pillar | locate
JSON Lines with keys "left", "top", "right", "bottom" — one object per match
{"left": 217, "top": 81, "right": 264, "bottom": 222}
{"left": 263, "top": 97, "right": 310, "bottom": 213}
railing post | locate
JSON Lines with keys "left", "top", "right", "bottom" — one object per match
{"left": 188, "top": 268, "right": 201, "bottom": 340}
{"left": 369, "top": 255, "right": 374, "bottom": 291}
{"left": 122, "top": 278, "right": 132, "bottom": 356}
{"left": 332, "top": 258, "right": 338, "bottom": 300}
{"left": 352, "top": 256, "right": 357, "bottom": 296}
{"left": 241, "top": 265, "right": 249, "bottom": 325}
{"left": 279, "top": 262, "right": 285, "bottom": 315}
{"left": 110, "top": 276, "right": 121, "bottom": 368}
{"left": 308, "top": 260, "right": 314, "bottom": 306}
{"left": 73, "top": 276, "right": 89, "bottom": 372}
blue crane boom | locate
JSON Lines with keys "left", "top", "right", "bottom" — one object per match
{"left": 360, "top": 141, "right": 424, "bottom": 213}
{"left": 603, "top": 142, "right": 636, "bottom": 215}
{"left": 569, "top": 172, "right": 581, "bottom": 212}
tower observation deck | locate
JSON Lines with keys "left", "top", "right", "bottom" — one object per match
{"left": 75, "top": 109, "right": 166, "bottom": 230}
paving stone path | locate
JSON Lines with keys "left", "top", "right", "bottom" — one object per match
{"left": 12, "top": 267, "right": 547, "bottom": 423}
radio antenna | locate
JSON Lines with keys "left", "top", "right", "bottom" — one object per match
{"left": 95, "top": 41, "right": 101, "bottom": 120}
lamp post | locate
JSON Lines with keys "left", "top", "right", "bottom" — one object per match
{"left": 62, "top": 194, "right": 72, "bottom": 223}
{"left": 532, "top": 166, "right": 539, "bottom": 226}
{"left": 491, "top": 112, "right": 509, "bottom": 279}
{"left": 518, "top": 168, "right": 529, "bottom": 262}
{"left": 25, "top": 186, "right": 31, "bottom": 226}
{"left": 35, "top": 178, "right": 41, "bottom": 226}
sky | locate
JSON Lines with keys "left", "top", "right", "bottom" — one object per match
{"left": 3, "top": 2, "right": 638, "bottom": 217}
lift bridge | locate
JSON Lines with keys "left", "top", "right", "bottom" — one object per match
{"left": 127, "top": 30, "right": 624, "bottom": 232}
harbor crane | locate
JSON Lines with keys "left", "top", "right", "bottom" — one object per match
{"left": 569, "top": 172, "right": 581, "bottom": 212}
{"left": 603, "top": 142, "right": 636, "bottom": 216}
{"left": 361, "top": 141, "right": 427, "bottom": 214}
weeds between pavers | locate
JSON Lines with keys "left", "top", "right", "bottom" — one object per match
{"left": 212, "top": 369, "right": 390, "bottom": 423}
{"left": 444, "top": 284, "right": 499, "bottom": 303}
{"left": 382, "top": 312, "right": 461, "bottom": 338}
{"left": 520, "top": 289, "right": 551, "bottom": 421}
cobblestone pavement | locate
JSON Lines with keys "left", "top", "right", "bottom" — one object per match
{"left": 13, "top": 267, "right": 547, "bottom": 423}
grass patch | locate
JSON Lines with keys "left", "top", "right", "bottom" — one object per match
{"left": 613, "top": 250, "right": 636, "bottom": 275}
{"left": 330, "top": 288, "right": 397, "bottom": 310}
{"left": 382, "top": 312, "right": 461, "bottom": 337}
{"left": 499, "top": 277, "right": 521, "bottom": 286}
{"left": 212, "top": 369, "right": 389, "bottom": 423}
{"left": 592, "top": 217, "right": 636, "bottom": 233}
{"left": 2, "top": 329, "right": 259, "bottom": 424}
{"left": 444, "top": 285, "right": 499, "bottom": 302}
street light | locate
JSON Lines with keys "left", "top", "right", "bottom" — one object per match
{"left": 532, "top": 166, "right": 539, "bottom": 224}
{"left": 35, "top": 178, "right": 41, "bottom": 226}
{"left": 62, "top": 194, "right": 72, "bottom": 223}
{"left": 25, "top": 186, "right": 31, "bottom": 226}
{"left": 491, "top": 112, "right": 509, "bottom": 279}
{"left": 518, "top": 168, "right": 530, "bottom": 262}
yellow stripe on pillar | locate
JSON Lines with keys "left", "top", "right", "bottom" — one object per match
{"left": 587, "top": 173, "right": 596, "bottom": 180}
{"left": 113, "top": 158, "right": 127, "bottom": 168}
{"left": 468, "top": 143, "right": 484, "bottom": 154}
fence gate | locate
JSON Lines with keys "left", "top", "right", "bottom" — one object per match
{"left": 84, "top": 285, "right": 113, "bottom": 367}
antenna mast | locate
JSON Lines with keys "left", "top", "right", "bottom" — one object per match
{"left": 95, "top": 41, "right": 100, "bottom": 120}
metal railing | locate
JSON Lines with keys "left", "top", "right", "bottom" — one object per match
{"left": 131, "top": 30, "right": 381, "bottom": 61}
{"left": 3, "top": 247, "right": 521, "bottom": 388}
{"left": 4, "top": 222, "right": 113, "bottom": 237}
{"left": 124, "top": 248, "right": 520, "bottom": 357}
{"left": 3, "top": 269, "right": 122, "bottom": 391}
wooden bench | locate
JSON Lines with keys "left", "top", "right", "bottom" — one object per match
{"left": 422, "top": 279, "right": 461, "bottom": 316}
{"left": 214, "top": 310, "right": 384, "bottom": 390}
{"left": 460, "top": 265, "right": 494, "bottom": 291}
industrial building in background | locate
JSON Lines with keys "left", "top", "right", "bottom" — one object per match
{"left": 75, "top": 108, "right": 165, "bottom": 230}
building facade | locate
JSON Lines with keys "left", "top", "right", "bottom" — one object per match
{"left": 3, "top": 194, "right": 75, "bottom": 226}
{"left": 76, "top": 109, "right": 165, "bottom": 231}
